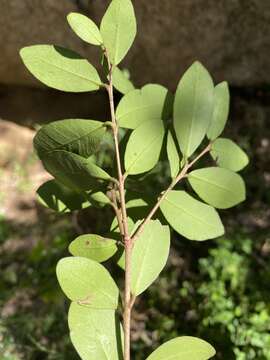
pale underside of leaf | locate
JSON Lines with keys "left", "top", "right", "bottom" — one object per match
{"left": 20, "top": 45, "right": 102, "bottom": 92}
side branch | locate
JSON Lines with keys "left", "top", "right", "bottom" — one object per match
{"left": 131, "top": 143, "right": 212, "bottom": 243}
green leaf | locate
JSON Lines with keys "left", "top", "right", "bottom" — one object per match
{"left": 174, "top": 61, "right": 214, "bottom": 158}
{"left": 37, "top": 179, "right": 88, "bottom": 212}
{"left": 67, "top": 12, "right": 103, "bottom": 46}
{"left": 116, "top": 84, "right": 171, "bottom": 129}
{"left": 89, "top": 191, "right": 111, "bottom": 207}
{"left": 34, "top": 119, "right": 106, "bottom": 159}
{"left": 112, "top": 67, "right": 135, "bottom": 94}
{"left": 56, "top": 257, "right": 119, "bottom": 309}
{"left": 167, "top": 131, "right": 180, "bottom": 178}
{"left": 207, "top": 82, "right": 230, "bottom": 140}
{"left": 131, "top": 220, "right": 170, "bottom": 296}
{"left": 146, "top": 336, "right": 216, "bottom": 360}
{"left": 211, "top": 138, "right": 249, "bottom": 172}
{"left": 68, "top": 302, "right": 123, "bottom": 360}
{"left": 69, "top": 234, "right": 118, "bottom": 262}
{"left": 160, "top": 190, "right": 224, "bottom": 241}
{"left": 100, "top": 0, "right": 136, "bottom": 65}
{"left": 188, "top": 167, "right": 246, "bottom": 209}
{"left": 20, "top": 45, "right": 102, "bottom": 92}
{"left": 124, "top": 119, "right": 165, "bottom": 175}
{"left": 42, "top": 151, "right": 111, "bottom": 191}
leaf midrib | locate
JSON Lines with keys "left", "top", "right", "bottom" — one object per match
{"left": 32, "top": 55, "right": 101, "bottom": 87}
{"left": 164, "top": 195, "right": 218, "bottom": 230}
{"left": 189, "top": 173, "right": 238, "bottom": 198}
{"left": 126, "top": 127, "right": 163, "bottom": 172}
{"left": 40, "top": 124, "right": 103, "bottom": 154}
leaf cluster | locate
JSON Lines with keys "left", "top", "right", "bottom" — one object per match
{"left": 19, "top": 0, "right": 249, "bottom": 358}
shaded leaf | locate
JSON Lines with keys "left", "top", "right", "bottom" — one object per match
{"left": 68, "top": 302, "right": 123, "bottom": 360}
{"left": 56, "top": 257, "right": 119, "bottom": 309}
{"left": 34, "top": 119, "right": 105, "bottom": 159}
{"left": 174, "top": 61, "right": 214, "bottom": 158}
{"left": 146, "top": 336, "right": 216, "bottom": 360}
{"left": 160, "top": 190, "right": 224, "bottom": 241}
{"left": 69, "top": 234, "right": 118, "bottom": 262}
{"left": 112, "top": 67, "right": 135, "bottom": 94}
{"left": 116, "top": 84, "right": 172, "bottom": 129}
{"left": 188, "top": 167, "right": 246, "bottom": 209}
{"left": 67, "top": 12, "right": 103, "bottom": 46}
{"left": 124, "top": 119, "right": 165, "bottom": 175}
{"left": 207, "top": 82, "right": 230, "bottom": 140}
{"left": 167, "top": 131, "right": 180, "bottom": 178}
{"left": 89, "top": 191, "right": 111, "bottom": 207}
{"left": 100, "top": 0, "right": 136, "bottom": 65}
{"left": 131, "top": 220, "right": 170, "bottom": 296}
{"left": 20, "top": 45, "right": 102, "bottom": 92}
{"left": 37, "top": 179, "right": 88, "bottom": 212}
{"left": 211, "top": 138, "right": 249, "bottom": 172}
{"left": 42, "top": 151, "right": 111, "bottom": 191}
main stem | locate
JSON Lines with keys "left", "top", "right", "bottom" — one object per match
{"left": 106, "top": 62, "right": 132, "bottom": 360}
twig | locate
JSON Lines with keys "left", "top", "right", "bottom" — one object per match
{"left": 131, "top": 143, "right": 212, "bottom": 243}
{"left": 105, "top": 50, "right": 132, "bottom": 360}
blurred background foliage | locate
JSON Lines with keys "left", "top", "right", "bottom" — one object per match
{"left": 0, "top": 1, "right": 270, "bottom": 359}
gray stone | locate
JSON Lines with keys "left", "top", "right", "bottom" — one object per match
{"left": 0, "top": 0, "right": 269, "bottom": 90}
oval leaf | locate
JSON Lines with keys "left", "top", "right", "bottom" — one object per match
{"left": 131, "top": 220, "right": 170, "bottom": 296}
{"left": 188, "top": 167, "right": 246, "bottom": 209}
{"left": 124, "top": 119, "right": 165, "bottom": 175}
{"left": 37, "top": 179, "right": 88, "bottom": 212}
{"left": 207, "top": 82, "right": 230, "bottom": 140}
{"left": 211, "top": 138, "right": 249, "bottom": 172}
{"left": 116, "top": 84, "right": 172, "bottom": 129}
{"left": 67, "top": 12, "right": 103, "bottom": 46}
{"left": 56, "top": 257, "right": 119, "bottom": 309}
{"left": 112, "top": 67, "right": 135, "bottom": 94}
{"left": 34, "top": 119, "right": 106, "bottom": 159}
{"left": 69, "top": 234, "right": 118, "bottom": 262}
{"left": 43, "top": 151, "right": 111, "bottom": 191}
{"left": 100, "top": 0, "right": 136, "bottom": 65}
{"left": 174, "top": 61, "right": 214, "bottom": 158}
{"left": 146, "top": 336, "right": 216, "bottom": 360}
{"left": 167, "top": 131, "right": 180, "bottom": 178}
{"left": 68, "top": 302, "right": 123, "bottom": 360}
{"left": 20, "top": 45, "right": 102, "bottom": 92}
{"left": 160, "top": 190, "right": 224, "bottom": 241}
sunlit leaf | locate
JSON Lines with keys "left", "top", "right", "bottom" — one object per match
{"left": 174, "top": 61, "right": 214, "bottom": 158}
{"left": 34, "top": 119, "right": 106, "bottom": 159}
{"left": 112, "top": 67, "right": 135, "bottom": 94}
{"left": 116, "top": 84, "right": 172, "bottom": 129}
{"left": 100, "top": 0, "right": 136, "bottom": 65}
{"left": 69, "top": 234, "right": 118, "bottom": 262}
{"left": 67, "top": 12, "right": 103, "bottom": 46}
{"left": 124, "top": 119, "right": 165, "bottom": 175}
{"left": 167, "top": 131, "right": 180, "bottom": 178}
{"left": 160, "top": 190, "right": 224, "bottom": 240}
{"left": 146, "top": 336, "right": 216, "bottom": 360}
{"left": 131, "top": 220, "right": 170, "bottom": 296}
{"left": 207, "top": 82, "right": 230, "bottom": 140}
{"left": 68, "top": 302, "right": 123, "bottom": 360}
{"left": 188, "top": 167, "right": 246, "bottom": 209}
{"left": 211, "top": 138, "right": 249, "bottom": 172}
{"left": 37, "top": 179, "right": 88, "bottom": 212}
{"left": 20, "top": 45, "right": 102, "bottom": 92}
{"left": 56, "top": 257, "right": 119, "bottom": 309}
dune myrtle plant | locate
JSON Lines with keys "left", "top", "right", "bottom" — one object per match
{"left": 20, "top": 0, "right": 249, "bottom": 359}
